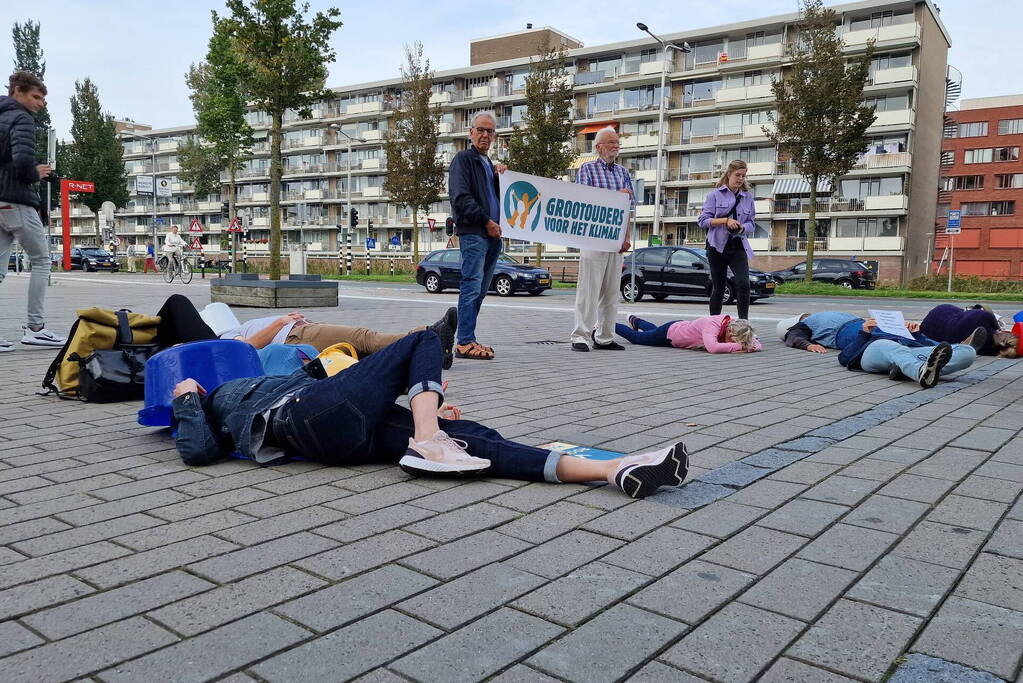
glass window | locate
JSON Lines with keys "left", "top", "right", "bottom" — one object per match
{"left": 996, "top": 174, "right": 1023, "bottom": 189}
{"left": 683, "top": 79, "right": 722, "bottom": 105}
{"left": 690, "top": 39, "right": 724, "bottom": 66}
{"left": 638, "top": 248, "right": 668, "bottom": 265}
{"left": 955, "top": 121, "right": 989, "bottom": 138}
{"left": 670, "top": 249, "right": 702, "bottom": 266}
{"left": 960, "top": 202, "right": 1014, "bottom": 216}
{"left": 681, "top": 152, "right": 715, "bottom": 172}
{"left": 998, "top": 118, "right": 1023, "bottom": 135}
{"left": 623, "top": 86, "right": 662, "bottom": 110}
{"left": 996, "top": 146, "right": 1020, "bottom": 162}
{"left": 440, "top": 250, "right": 460, "bottom": 263}
{"left": 588, "top": 90, "right": 620, "bottom": 113}
{"left": 942, "top": 175, "right": 984, "bottom": 191}
{"left": 683, "top": 116, "right": 718, "bottom": 141}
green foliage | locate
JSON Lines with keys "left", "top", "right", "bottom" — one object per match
{"left": 767, "top": 0, "right": 875, "bottom": 280}
{"left": 505, "top": 45, "right": 576, "bottom": 264}
{"left": 177, "top": 137, "right": 223, "bottom": 197}
{"left": 905, "top": 274, "right": 1023, "bottom": 294}
{"left": 776, "top": 280, "right": 1023, "bottom": 301}
{"left": 216, "top": 0, "right": 343, "bottom": 279}
{"left": 384, "top": 42, "right": 445, "bottom": 263}
{"left": 64, "top": 78, "right": 129, "bottom": 237}
{"left": 11, "top": 19, "right": 50, "bottom": 161}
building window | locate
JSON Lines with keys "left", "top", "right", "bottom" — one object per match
{"left": 998, "top": 118, "right": 1023, "bottom": 135}
{"left": 965, "top": 147, "right": 1020, "bottom": 163}
{"left": 961, "top": 201, "right": 1016, "bottom": 216}
{"left": 995, "top": 173, "right": 1023, "bottom": 189}
{"left": 937, "top": 203, "right": 950, "bottom": 218}
{"left": 864, "top": 93, "right": 910, "bottom": 112}
{"left": 954, "top": 121, "right": 989, "bottom": 138}
{"left": 940, "top": 150, "right": 955, "bottom": 166}
{"left": 941, "top": 175, "right": 984, "bottom": 191}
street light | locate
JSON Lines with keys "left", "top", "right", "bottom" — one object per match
{"left": 637, "top": 22, "right": 690, "bottom": 239}
{"left": 120, "top": 128, "right": 158, "bottom": 245}
{"left": 328, "top": 124, "right": 366, "bottom": 248}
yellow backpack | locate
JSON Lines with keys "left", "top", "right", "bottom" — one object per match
{"left": 41, "top": 307, "right": 161, "bottom": 398}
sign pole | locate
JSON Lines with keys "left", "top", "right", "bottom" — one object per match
{"left": 947, "top": 233, "right": 954, "bottom": 293}
{"left": 945, "top": 209, "right": 961, "bottom": 293}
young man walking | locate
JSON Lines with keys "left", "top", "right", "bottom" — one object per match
{"left": 0, "top": 71, "right": 65, "bottom": 351}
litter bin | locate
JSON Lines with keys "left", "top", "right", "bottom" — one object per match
{"left": 289, "top": 244, "right": 307, "bottom": 275}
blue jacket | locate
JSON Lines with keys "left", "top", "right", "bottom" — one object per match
{"left": 0, "top": 95, "right": 42, "bottom": 209}
{"left": 449, "top": 145, "right": 499, "bottom": 237}
{"left": 170, "top": 363, "right": 325, "bottom": 466}
{"left": 838, "top": 329, "right": 937, "bottom": 370}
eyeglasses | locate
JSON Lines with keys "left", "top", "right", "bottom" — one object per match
{"left": 473, "top": 127, "right": 496, "bottom": 136}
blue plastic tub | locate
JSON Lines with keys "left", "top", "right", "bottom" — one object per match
{"left": 137, "top": 339, "right": 264, "bottom": 427}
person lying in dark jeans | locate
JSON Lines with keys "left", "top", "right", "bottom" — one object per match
{"left": 169, "top": 330, "right": 689, "bottom": 499}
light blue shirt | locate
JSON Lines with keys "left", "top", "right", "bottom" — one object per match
{"left": 477, "top": 155, "right": 500, "bottom": 225}
{"left": 803, "top": 311, "right": 863, "bottom": 349}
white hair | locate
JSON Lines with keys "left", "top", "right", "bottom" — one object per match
{"left": 594, "top": 126, "right": 618, "bottom": 144}
{"left": 469, "top": 110, "right": 496, "bottom": 128}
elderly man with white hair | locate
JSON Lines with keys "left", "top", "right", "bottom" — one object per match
{"left": 570, "top": 126, "right": 634, "bottom": 352}
{"left": 448, "top": 110, "right": 507, "bottom": 360}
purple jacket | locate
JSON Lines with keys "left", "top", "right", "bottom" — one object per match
{"left": 698, "top": 186, "right": 757, "bottom": 259}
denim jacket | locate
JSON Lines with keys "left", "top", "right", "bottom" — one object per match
{"left": 171, "top": 362, "right": 325, "bottom": 466}
{"left": 449, "top": 145, "right": 499, "bottom": 237}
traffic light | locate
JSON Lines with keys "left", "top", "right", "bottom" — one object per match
{"left": 367, "top": 218, "right": 374, "bottom": 237}
{"left": 222, "top": 202, "right": 230, "bottom": 215}
{"left": 445, "top": 216, "right": 455, "bottom": 236}
{"left": 349, "top": 207, "right": 359, "bottom": 229}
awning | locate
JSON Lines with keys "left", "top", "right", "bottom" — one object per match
{"left": 570, "top": 154, "right": 598, "bottom": 170}
{"left": 578, "top": 122, "right": 618, "bottom": 135}
{"left": 772, "top": 177, "right": 832, "bottom": 194}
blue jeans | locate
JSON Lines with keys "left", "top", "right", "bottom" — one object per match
{"left": 615, "top": 317, "right": 674, "bottom": 347}
{"left": 457, "top": 233, "right": 502, "bottom": 345}
{"left": 859, "top": 340, "right": 976, "bottom": 380}
{"left": 273, "top": 330, "right": 560, "bottom": 481}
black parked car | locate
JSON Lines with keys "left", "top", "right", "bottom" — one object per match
{"left": 69, "top": 247, "right": 119, "bottom": 272}
{"left": 769, "top": 259, "right": 876, "bottom": 289}
{"left": 620, "top": 246, "right": 776, "bottom": 303}
{"left": 416, "top": 249, "right": 552, "bottom": 296}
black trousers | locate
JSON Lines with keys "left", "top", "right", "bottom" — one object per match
{"left": 154, "top": 294, "right": 217, "bottom": 348}
{"left": 707, "top": 242, "right": 750, "bottom": 320}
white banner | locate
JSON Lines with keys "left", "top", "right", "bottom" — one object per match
{"left": 135, "top": 176, "right": 153, "bottom": 195}
{"left": 156, "top": 178, "right": 172, "bottom": 198}
{"left": 498, "top": 170, "right": 631, "bottom": 252}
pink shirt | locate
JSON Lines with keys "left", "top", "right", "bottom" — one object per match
{"left": 666, "top": 315, "right": 762, "bottom": 354}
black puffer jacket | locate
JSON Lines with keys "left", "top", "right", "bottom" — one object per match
{"left": 0, "top": 95, "right": 41, "bottom": 209}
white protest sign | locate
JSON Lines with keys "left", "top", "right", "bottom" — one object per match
{"left": 498, "top": 170, "right": 631, "bottom": 252}
{"left": 869, "top": 309, "right": 915, "bottom": 340}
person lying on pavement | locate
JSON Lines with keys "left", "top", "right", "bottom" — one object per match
{"left": 615, "top": 314, "right": 761, "bottom": 353}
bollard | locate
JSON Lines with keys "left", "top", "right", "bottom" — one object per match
{"left": 365, "top": 255, "right": 371, "bottom": 276}
{"left": 389, "top": 258, "right": 394, "bottom": 277}
{"left": 346, "top": 232, "right": 352, "bottom": 276}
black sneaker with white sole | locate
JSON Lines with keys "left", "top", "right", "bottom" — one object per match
{"left": 918, "top": 342, "right": 953, "bottom": 388}
{"left": 613, "top": 441, "right": 689, "bottom": 499}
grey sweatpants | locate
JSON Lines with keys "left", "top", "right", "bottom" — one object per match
{"left": 0, "top": 201, "right": 51, "bottom": 328}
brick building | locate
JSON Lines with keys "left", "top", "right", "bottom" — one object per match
{"left": 935, "top": 94, "right": 1023, "bottom": 279}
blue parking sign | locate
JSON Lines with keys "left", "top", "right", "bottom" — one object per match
{"left": 947, "top": 210, "right": 961, "bottom": 228}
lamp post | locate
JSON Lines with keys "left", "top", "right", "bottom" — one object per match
{"left": 637, "top": 23, "right": 690, "bottom": 239}
{"left": 120, "top": 129, "right": 158, "bottom": 246}
{"left": 329, "top": 124, "right": 366, "bottom": 246}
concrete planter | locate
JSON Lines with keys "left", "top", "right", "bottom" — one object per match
{"left": 210, "top": 273, "right": 338, "bottom": 308}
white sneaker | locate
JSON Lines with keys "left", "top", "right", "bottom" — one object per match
{"left": 0, "top": 337, "right": 13, "bottom": 352}
{"left": 610, "top": 441, "right": 689, "bottom": 499}
{"left": 399, "top": 430, "right": 491, "bottom": 476}
{"left": 20, "top": 327, "right": 66, "bottom": 347}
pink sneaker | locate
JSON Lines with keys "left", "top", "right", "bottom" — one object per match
{"left": 399, "top": 430, "right": 491, "bottom": 476}
{"left": 610, "top": 442, "right": 689, "bottom": 499}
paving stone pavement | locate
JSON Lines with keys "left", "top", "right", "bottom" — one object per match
{"left": 2, "top": 272, "right": 1023, "bottom": 682}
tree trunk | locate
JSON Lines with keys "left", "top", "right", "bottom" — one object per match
{"left": 228, "top": 168, "right": 238, "bottom": 272}
{"left": 269, "top": 109, "right": 283, "bottom": 280}
{"left": 804, "top": 176, "right": 818, "bottom": 283}
{"left": 412, "top": 208, "right": 420, "bottom": 263}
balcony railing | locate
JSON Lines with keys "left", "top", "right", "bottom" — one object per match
{"left": 785, "top": 237, "right": 829, "bottom": 252}
{"left": 574, "top": 100, "right": 678, "bottom": 120}
{"left": 774, "top": 199, "right": 832, "bottom": 214}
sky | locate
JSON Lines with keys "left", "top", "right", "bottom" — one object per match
{"left": 6, "top": 0, "right": 1022, "bottom": 139}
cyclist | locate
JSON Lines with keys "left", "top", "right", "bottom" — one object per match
{"left": 163, "top": 225, "right": 185, "bottom": 273}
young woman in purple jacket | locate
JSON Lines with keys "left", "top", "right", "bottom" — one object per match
{"left": 698, "top": 160, "right": 757, "bottom": 320}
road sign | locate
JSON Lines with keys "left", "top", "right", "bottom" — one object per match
{"left": 112, "top": 236, "right": 122, "bottom": 247}
{"left": 226, "top": 217, "right": 243, "bottom": 233}
{"left": 190, "top": 236, "right": 203, "bottom": 250}
{"left": 366, "top": 237, "right": 376, "bottom": 250}
{"left": 189, "top": 218, "right": 203, "bottom": 233}
{"left": 947, "top": 209, "right": 961, "bottom": 228}
{"left": 427, "top": 217, "right": 436, "bottom": 231}
{"left": 155, "top": 217, "right": 164, "bottom": 225}
{"left": 945, "top": 226, "right": 962, "bottom": 235}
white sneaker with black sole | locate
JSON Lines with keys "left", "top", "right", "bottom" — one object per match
{"left": 21, "top": 327, "right": 66, "bottom": 347}
{"left": 0, "top": 337, "right": 13, "bottom": 353}
{"left": 918, "top": 342, "right": 953, "bottom": 388}
{"left": 611, "top": 441, "right": 689, "bottom": 499}
{"left": 399, "top": 429, "right": 491, "bottom": 476}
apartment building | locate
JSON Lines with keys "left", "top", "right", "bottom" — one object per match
{"left": 56, "top": 0, "right": 949, "bottom": 282}
{"left": 934, "top": 94, "right": 1023, "bottom": 279}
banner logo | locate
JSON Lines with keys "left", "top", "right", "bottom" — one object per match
{"left": 503, "top": 181, "right": 543, "bottom": 231}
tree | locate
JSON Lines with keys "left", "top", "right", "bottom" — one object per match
{"left": 215, "top": 0, "right": 342, "bottom": 279}
{"left": 181, "top": 19, "right": 255, "bottom": 270}
{"left": 505, "top": 45, "right": 576, "bottom": 266}
{"left": 65, "top": 78, "right": 129, "bottom": 241}
{"left": 11, "top": 19, "right": 50, "bottom": 161}
{"left": 384, "top": 43, "right": 445, "bottom": 263}
{"left": 766, "top": 0, "right": 875, "bottom": 280}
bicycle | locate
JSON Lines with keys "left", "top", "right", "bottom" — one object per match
{"left": 163, "top": 251, "right": 193, "bottom": 284}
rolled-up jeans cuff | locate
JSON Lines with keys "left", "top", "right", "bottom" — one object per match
{"left": 408, "top": 380, "right": 444, "bottom": 403}
{"left": 543, "top": 451, "right": 564, "bottom": 483}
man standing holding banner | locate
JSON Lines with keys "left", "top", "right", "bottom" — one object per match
{"left": 571, "top": 126, "right": 633, "bottom": 352}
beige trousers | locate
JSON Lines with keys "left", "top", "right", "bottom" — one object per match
{"left": 570, "top": 250, "right": 624, "bottom": 345}
{"left": 286, "top": 323, "right": 416, "bottom": 356}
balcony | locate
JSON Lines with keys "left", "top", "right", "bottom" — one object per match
{"left": 429, "top": 92, "right": 453, "bottom": 105}
{"left": 345, "top": 101, "right": 385, "bottom": 115}
{"left": 715, "top": 83, "right": 774, "bottom": 103}
{"left": 634, "top": 168, "right": 660, "bottom": 183}
{"left": 870, "top": 65, "right": 917, "bottom": 85}
{"left": 438, "top": 122, "right": 455, "bottom": 134}
{"left": 157, "top": 140, "right": 179, "bottom": 152}
{"left": 829, "top": 236, "right": 904, "bottom": 251}
{"left": 283, "top": 164, "right": 323, "bottom": 176}
{"left": 864, "top": 194, "right": 908, "bottom": 211}
{"left": 843, "top": 21, "right": 919, "bottom": 47}
{"left": 746, "top": 161, "right": 775, "bottom": 176}
{"left": 745, "top": 43, "right": 784, "bottom": 61}
{"left": 754, "top": 199, "right": 773, "bottom": 214}
{"left": 197, "top": 201, "right": 221, "bottom": 212}
{"left": 854, "top": 151, "right": 912, "bottom": 169}
{"left": 635, "top": 205, "right": 656, "bottom": 218}
{"left": 363, "top": 186, "right": 384, "bottom": 198}
{"left": 870, "top": 109, "right": 914, "bottom": 127}
{"left": 361, "top": 158, "right": 383, "bottom": 170}
{"left": 304, "top": 189, "right": 324, "bottom": 200}
{"left": 774, "top": 198, "right": 831, "bottom": 214}
{"left": 361, "top": 129, "right": 384, "bottom": 142}
{"left": 284, "top": 137, "right": 325, "bottom": 149}
{"left": 620, "top": 133, "right": 660, "bottom": 149}
{"left": 743, "top": 123, "right": 774, "bottom": 139}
